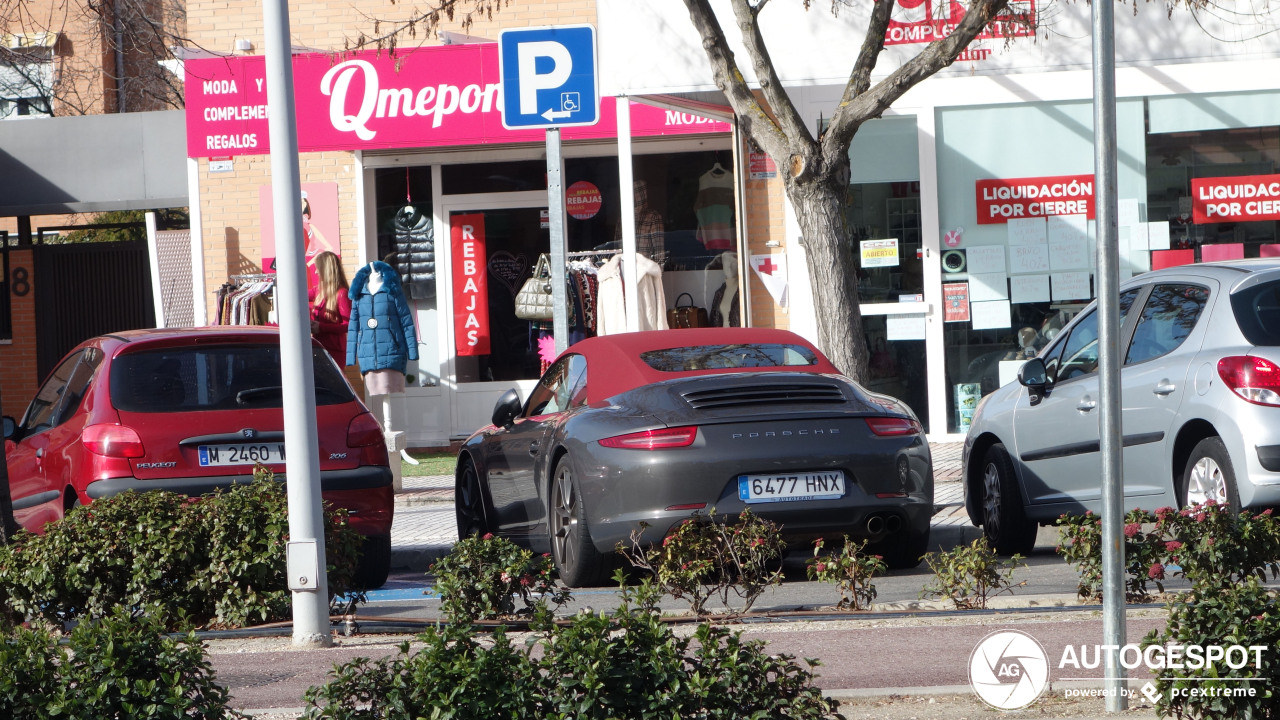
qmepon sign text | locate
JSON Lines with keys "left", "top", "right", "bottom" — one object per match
{"left": 183, "top": 45, "right": 730, "bottom": 158}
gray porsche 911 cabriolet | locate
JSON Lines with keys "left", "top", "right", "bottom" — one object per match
{"left": 454, "top": 327, "right": 933, "bottom": 586}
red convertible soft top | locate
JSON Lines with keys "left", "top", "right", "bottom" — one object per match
{"left": 562, "top": 327, "right": 842, "bottom": 404}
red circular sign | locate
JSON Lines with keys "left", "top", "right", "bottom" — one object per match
{"left": 566, "top": 181, "right": 603, "bottom": 220}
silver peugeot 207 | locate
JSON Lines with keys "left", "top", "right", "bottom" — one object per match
{"left": 964, "top": 259, "right": 1280, "bottom": 555}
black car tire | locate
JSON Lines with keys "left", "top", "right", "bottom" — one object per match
{"left": 1179, "top": 437, "right": 1241, "bottom": 514}
{"left": 455, "top": 457, "right": 492, "bottom": 539}
{"left": 880, "top": 525, "right": 930, "bottom": 570}
{"left": 351, "top": 533, "right": 391, "bottom": 590}
{"left": 549, "top": 454, "right": 607, "bottom": 588}
{"left": 981, "top": 443, "right": 1037, "bottom": 556}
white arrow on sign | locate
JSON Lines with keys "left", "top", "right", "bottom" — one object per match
{"left": 541, "top": 108, "right": 572, "bottom": 121}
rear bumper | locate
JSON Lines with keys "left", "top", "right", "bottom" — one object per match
{"left": 84, "top": 465, "right": 395, "bottom": 535}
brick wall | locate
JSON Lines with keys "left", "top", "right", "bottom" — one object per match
{"left": 187, "top": 0, "right": 597, "bottom": 54}
{"left": 0, "top": 249, "right": 39, "bottom": 418}
{"left": 742, "top": 165, "right": 789, "bottom": 330}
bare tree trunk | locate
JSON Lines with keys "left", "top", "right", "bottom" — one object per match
{"left": 783, "top": 177, "right": 869, "bottom": 382}
{"left": 0, "top": 389, "right": 19, "bottom": 543}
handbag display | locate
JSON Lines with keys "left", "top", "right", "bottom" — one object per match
{"left": 667, "top": 292, "right": 709, "bottom": 329}
{"left": 514, "top": 254, "right": 554, "bottom": 321}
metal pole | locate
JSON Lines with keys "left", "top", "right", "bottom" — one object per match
{"left": 546, "top": 128, "right": 569, "bottom": 355}
{"left": 262, "top": 0, "right": 331, "bottom": 647}
{"left": 1092, "top": 0, "right": 1126, "bottom": 709}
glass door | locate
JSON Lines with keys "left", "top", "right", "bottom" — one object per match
{"left": 438, "top": 194, "right": 550, "bottom": 436}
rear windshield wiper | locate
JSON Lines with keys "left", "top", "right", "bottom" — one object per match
{"left": 236, "top": 386, "right": 284, "bottom": 405}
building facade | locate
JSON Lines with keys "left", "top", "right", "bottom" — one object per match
{"left": 181, "top": 0, "right": 1280, "bottom": 444}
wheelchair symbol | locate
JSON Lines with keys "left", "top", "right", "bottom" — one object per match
{"left": 560, "top": 92, "right": 580, "bottom": 113}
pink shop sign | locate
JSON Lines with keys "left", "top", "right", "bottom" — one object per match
{"left": 184, "top": 44, "right": 730, "bottom": 158}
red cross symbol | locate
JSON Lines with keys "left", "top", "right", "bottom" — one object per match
{"left": 756, "top": 257, "right": 778, "bottom": 275}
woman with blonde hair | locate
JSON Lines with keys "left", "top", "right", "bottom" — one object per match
{"left": 310, "top": 250, "right": 351, "bottom": 367}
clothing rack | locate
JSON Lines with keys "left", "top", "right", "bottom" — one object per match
{"left": 566, "top": 249, "right": 622, "bottom": 258}
{"left": 230, "top": 273, "right": 275, "bottom": 282}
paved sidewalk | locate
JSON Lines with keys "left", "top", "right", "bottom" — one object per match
{"left": 391, "top": 442, "right": 970, "bottom": 571}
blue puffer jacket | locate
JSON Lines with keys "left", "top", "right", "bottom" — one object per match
{"left": 347, "top": 261, "right": 419, "bottom": 373}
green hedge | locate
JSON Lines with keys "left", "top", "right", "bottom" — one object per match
{"left": 0, "top": 471, "right": 363, "bottom": 629}
{"left": 0, "top": 607, "right": 242, "bottom": 720}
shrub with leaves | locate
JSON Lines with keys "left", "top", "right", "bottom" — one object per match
{"left": 0, "top": 606, "right": 242, "bottom": 720}
{"left": 806, "top": 536, "right": 885, "bottom": 611}
{"left": 1056, "top": 505, "right": 1280, "bottom": 600}
{"left": 304, "top": 573, "right": 844, "bottom": 720}
{"left": 1142, "top": 578, "right": 1279, "bottom": 719}
{"left": 0, "top": 469, "right": 363, "bottom": 629}
{"left": 921, "top": 537, "right": 1025, "bottom": 609}
{"left": 1057, "top": 508, "right": 1167, "bottom": 601}
{"left": 1157, "top": 503, "right": 1280, "bottom": 588}
{"left": 619, "top": 508, "right": 785, "bottom": 618}
{"left": 430, "top": 533, "right": 570, "bottom": 624}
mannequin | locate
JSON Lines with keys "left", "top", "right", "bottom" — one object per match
{"left": 709, "top": 252, "right": 741, "bottom": 328}
{"left": 348, "top": 261, "right": 419, "bottom": 485}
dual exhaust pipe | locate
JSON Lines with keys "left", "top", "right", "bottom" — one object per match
{"left": 865, "top": 513, "right": 903, "bottom": 537}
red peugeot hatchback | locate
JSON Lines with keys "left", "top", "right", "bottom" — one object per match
{"left": 2, "top": 327, "right": 394, "bottom": 588}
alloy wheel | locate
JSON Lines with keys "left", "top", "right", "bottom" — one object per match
{"left": 456, "top": 463, "right": 486, "bottom": 537}
{"left": 1185, "top": 456, "right": 1227, "bottom": 507}
{"left": 982, "top": 462, "right": 1002, "bottom": 538}
{"left": 551, "top": 462, "right": 578, "bottom": 570}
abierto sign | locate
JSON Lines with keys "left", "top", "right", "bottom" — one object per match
{"left": 975, "top": 174, "right": 1095, "bottom": 225}
{"left": 183, "top": 45, "right": 729, "bottom": 158}
{"left": 1192, "top": 174, "right": 1280, "bottom": 223}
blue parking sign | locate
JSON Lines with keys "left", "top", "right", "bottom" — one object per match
{"left": 498, "top": 25, "right": 599, "bottom": 130}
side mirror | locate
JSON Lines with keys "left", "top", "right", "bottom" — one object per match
{"left": 1017, "top": 358, "right": 1048, "bottom": 406}
{"left": 491, "top": 389, "right": 522, "bottom": 429}
{"left": 2, "top": 417, "right": 13, "bottom": 440}
{"left": 1017, "top": 358, "right": 1048, "bottom": 387}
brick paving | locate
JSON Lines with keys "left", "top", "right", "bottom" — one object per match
{"left": 392, "top": 442, "right": 971, "bottom": 569}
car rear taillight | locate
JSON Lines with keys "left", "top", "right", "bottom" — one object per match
{"left": 599, "top": 426, "right": 698, "bottom": 449}
{"left": 82, "top": 424, "right": 145, "bottom": 457}
{"left": 1218, "top": 356, "right": 1280, "bottom": 407}
{"left": 347, "top": 412, "right": 384, "bottom": 447}
{"left": 865, "top": 417, "right": 923, "bottom": 436}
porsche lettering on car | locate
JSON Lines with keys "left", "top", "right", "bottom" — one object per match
{"left": 454, "top": 327, "right": 934, "bottom": 587}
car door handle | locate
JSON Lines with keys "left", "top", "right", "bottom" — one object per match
{"left": 35, "top": 448, "right": 44, "bottom": 459}
{"left": 1153, "top": 381, "right": 1176, "bottom": 396}
{"left": 528, "top": 441, "right": 540, "bottom": 456}
{"left": 1077, "top": 398, "right": 1097, "bottom": 412}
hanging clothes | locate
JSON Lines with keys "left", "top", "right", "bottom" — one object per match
{"left": 347, "top": 261, "right": 419, "bottom": 374}
{"left": 214, "top": 277, "right": 275, "bottom": 326}
{"left": 391, "top": 204, "right": 436, "bottom": 300}
{"left": 596, "top": 253, "right": 668, "bottom": 336}
{"left": 695, "top": 163, "right": 735, "bottom": 251}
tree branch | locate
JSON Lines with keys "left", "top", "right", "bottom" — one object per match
{"left": 679, "top": 0, "right": 791, "bottom": 163}
{"left": 824, "top": 0, "right": 1010, "bottom": 158}
{"left": 726, "top": 0, "right": 814, "bottom": 148}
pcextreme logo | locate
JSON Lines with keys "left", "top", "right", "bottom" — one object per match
{"left": 968, "top": 630, "right": 1050, "bottom": 710}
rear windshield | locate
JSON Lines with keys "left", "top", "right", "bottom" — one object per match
{"left": 639, "top": 343, "right": 819, "bottom": 372}
{"left": 110, "top": 344, "right": 355, "bottom": 412}
{"left": 1231, "top": 280, "right": 1280, "bottom": 346}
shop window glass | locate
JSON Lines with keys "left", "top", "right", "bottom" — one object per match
{"left": 447, "top": 148, "right": 741, "bottom": 385}
{"left": 860, "top": 315, "right": 930, "bottom": 432}
{"left": 935, "top": 98, "right": 1147, "bottom": 432}
{"left": 1145, "top": 126, "right": 1280, "bottom": 256}
{"left": 442, "top": 160, "right": 547, "bottom": 194}
{"left": 374, "top": 165, "right": 440, "bottom": 387}
{"left": 844, "top": 182, "right": 924, "bottom": 302}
